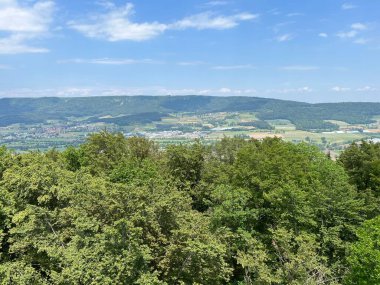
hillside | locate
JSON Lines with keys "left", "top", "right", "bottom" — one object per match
{"left": 1, "top": 96, "right": 380, "bottom": 130}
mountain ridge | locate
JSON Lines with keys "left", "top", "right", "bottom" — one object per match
{"left": 0, "top": 95, "right": 380, "bottom": 130}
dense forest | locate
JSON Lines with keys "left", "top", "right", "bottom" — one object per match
{"left": 0, "top": 96, "right": 380, "bottom": 131}
{"left": 0, "top": 131, "right": 379, "bottom": 284}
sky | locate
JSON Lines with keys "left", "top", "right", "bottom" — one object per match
{"left": 0, "top": 0, "right": 379, "bottom": 102}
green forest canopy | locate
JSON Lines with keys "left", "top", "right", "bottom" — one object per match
{"left": 0, "top": 131, "right": 380, "bottom": 284}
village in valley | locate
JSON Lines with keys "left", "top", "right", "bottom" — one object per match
{"left": 1, "top": 111, "right": 379, "bottom": 153}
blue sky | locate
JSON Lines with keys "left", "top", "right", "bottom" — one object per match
{"left": 0, "top": 0, "right": 379, "bottom": 102}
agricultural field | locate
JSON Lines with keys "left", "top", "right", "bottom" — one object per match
{"left": 1, "top": 110, "right": 379, "bottom": 153}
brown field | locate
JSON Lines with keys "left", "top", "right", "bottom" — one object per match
{"left": 250, "top": 133, "right": 284, "bottom": 139}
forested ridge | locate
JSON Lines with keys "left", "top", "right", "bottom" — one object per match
{"left": 0, "top": 96, "right": 380, "bottom": 130}
{"left": 0, "top": 131, "right": 380, "bottom": 284}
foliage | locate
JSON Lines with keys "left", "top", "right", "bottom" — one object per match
{"left": 345, "top": 216, "right": 380, "bottom": 285}
{"left": 339, "top": 141, "right": 380, "bottom": 195}
{"left": 339, "top": 141, "right": 380, "bottom": 217}
{"left": 0, "top": 131, "right": 378, "bottom": 284}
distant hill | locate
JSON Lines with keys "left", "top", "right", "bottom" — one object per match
{"left": 0, "top": 96, "right": 379, "bottom": 131}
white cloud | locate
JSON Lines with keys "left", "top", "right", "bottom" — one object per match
{"left": 287, "top": 13, "right": 303, "bottom": 17}
{"left": 153, "top": 87, "right": 257, "bottom": 96}
{"left": 96, "top": 0, "right": 116, "bottom": 9}
{"left": 177, "top": 61, "right": 205, "bottom": 66}
{"left": 298, "top": 86, "right": 313, "bottom": 93}
{"left": 203, "top": 1, "right": 229, "bottom": 7}
{"left": 153, "top": 88, "right": 212, "bottom": 96}
{"left": 69, "top": 2, "right": 257, "bottom": 41}
{"left": 58, "top": 58, "right": 162, "bottom": 65}
{"left": 0, "top": 0, "right": 53, "bottom": 32}
{"left": 331, "top": 86, "right": 378, "bottom": 92}
{"left": 173, "top": 12, "right": 258, "bottom": 30}
{"left": 266, "top": 86, "right": 313, "bottom": 94}
{"left": 331, "top": 86, "right": 351, "bottom": 92}
{"left": 337, "top": 23, "right": 370, "bottom": 44}
{"left": 268, "top": 8, "right": 281, "bottom": 16}
{"left": 2, "top": 85, "right": 378, "bottom": 99}
{"left": 0, "top": 86, "right": 259, "bottom": 97}
{"left": 276, "top": 33, "right": 294, "bottom": 42}
{"left": 68, "top": 3, "right": 167, "bottom": 41}
{"left": 56, "top": 88, "right": 93, "bottom": 97}
{"left": 212, "top": 64, "right": 255, "bottom": 70}
{"left": 0, "top": 87, "right": 88, "bottom": 98}
{"left": 272, "top": 21, "right": 295, "bottom": 34}
{"left": 217, "top": 87, "right": 257, "bottom": 95}
{"left": 219, "top": 87, "right": 232, "bottom": 93}
{"left": 319, "top": 32, "right": 328, "bottom": 38}
{"left": 342, "top": 3, "right": 357, "bottom": 10}
{"left": 351, "top": 23, "right": 367, "bottom": 30}
{"left": 281, "top": 65, "right": 319, "bottom": 71}
{"left": 354, "top": 38, "right": 370, "bottom": 45}
{"left": 357, "top": 86, "right": 377, "bottom": 92}
{"left": 0, "top": 0, "right": 54, "bottom": 54}
{"left": 337, "top": 30, "right": 358, "bottom": 39}
{"left": 0, "top": 34, "right": 49, "bottom": 54}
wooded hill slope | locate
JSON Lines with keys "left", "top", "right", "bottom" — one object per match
{"left": 0, "top": 96, "right": 380, "bottom": 130}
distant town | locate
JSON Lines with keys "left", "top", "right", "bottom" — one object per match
{"left": 1, "top": 111, "right": 379, "bottom": 154}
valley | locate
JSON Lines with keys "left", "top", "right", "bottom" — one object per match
{"left": 1, "top": 102, "right": 379, "bottom": 153}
